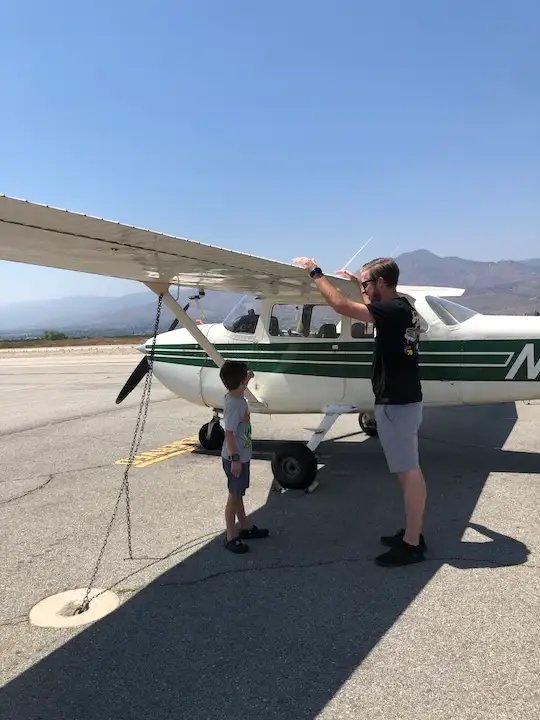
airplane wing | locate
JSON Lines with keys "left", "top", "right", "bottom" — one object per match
{"left": 0, "top": 195, "right": 466, "bottom": 303}
{"left": 0, "top": 194, "right": 355, "bottom": 302}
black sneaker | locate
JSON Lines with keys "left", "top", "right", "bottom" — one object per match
{"left": 238, "top": 525, "right": 269, "bottom": 540}
{"left": 224, "top": 537, "right": 249, "bottom": 554}
{"left": 381, "top": 528, "right": 427, "bottom": 552}
{"left": 375, "top": 540, "right": 425, "bottom": 567}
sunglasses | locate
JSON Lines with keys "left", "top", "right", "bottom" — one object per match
{"left": 361, "top": 277, "right": 379, "bottom": 290}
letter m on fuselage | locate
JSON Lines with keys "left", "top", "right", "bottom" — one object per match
{"left": 505, "top": 343, "right": 540, "bottom": 380}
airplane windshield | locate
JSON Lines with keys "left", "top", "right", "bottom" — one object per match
{"left": 425, "top": 295, "right": 478, "bottom": 326}
{"left": 223, "top": 295, "right": 262, "bottom": 334}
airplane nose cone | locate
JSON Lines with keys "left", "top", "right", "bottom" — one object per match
{"left": 136, "top": 344, "right": 147, "bottom": 354}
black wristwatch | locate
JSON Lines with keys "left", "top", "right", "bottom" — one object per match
{"left": 310, "top": 266, "right": 323, "bottom": 279}
{"left": 230, "top": 453, "right": 240, "bottom": 462}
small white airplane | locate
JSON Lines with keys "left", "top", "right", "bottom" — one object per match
{"left": 1, "top": 194, "right": 540, "bottom": 491}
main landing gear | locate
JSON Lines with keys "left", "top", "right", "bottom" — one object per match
{"left": 271, "top": 406, "right": 348, "bottom": 493}
{"left": 270, "top": 408, "right": 378, "bottom": 492}
{"left": 359, "top": 411, "right": 378, "bottom": 437}
{"left": 271, "top": 442, "right": 319, "bottom": 492}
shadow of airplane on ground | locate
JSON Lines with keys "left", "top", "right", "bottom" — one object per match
{"left": 0, "top": 403, "right": 535, "bottom": 719}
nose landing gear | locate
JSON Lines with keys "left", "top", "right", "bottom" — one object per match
{"left": 198, "top": 411, "right": 225, "bottom": 451}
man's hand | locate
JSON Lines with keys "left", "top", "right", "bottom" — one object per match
{"left": 335, "top": 269, "right": 361, "bottom": 283}
{"left": 335, "top": 268, "right": 369, "bottom": 302}
{"left": 293, "top": 257, "right": 318, "bottom": 272}
{"left": 294, "top": 255, "right": 374, "bottom": 323}
{"left": 231, "top": 460, "right": 242, "bottom": 477}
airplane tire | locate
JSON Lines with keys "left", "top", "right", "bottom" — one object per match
{"left": 271, "top": 442, "right": 318, "bottom": 490}
{"left": 198, "top": 422, "right": 225, "bottom": 451}
{"left": 359, "top": 412, "right": 378, "bottom": 437}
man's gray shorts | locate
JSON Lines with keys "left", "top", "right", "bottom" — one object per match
{"left": 222, "top": 459, "right": 250, "bottom": 496}
{"left": 374, "top": 402, "right": 423, "bottom": 473}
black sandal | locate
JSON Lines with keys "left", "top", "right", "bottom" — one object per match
{"left": 238, "top": 525, "right": 269, "bottom": 540}
{"left": 223, "top": 537, "right": 249, "bottom": 554}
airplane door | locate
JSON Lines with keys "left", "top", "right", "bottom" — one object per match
{"left": 255, "top": 303, "right": 346, "bottom": 413}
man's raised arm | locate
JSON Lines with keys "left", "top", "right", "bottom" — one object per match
{"left": 293, "top": 257, "right": 374, "bottom": 324}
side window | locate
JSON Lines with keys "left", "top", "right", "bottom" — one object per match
{"left": 309, "top": 305, "right": 341, "bottom": 338}
{"left": 350, "top": 320, "right": 374, "bottom": 339}
{"left": 269, "top": 304, "right": 303, "bottom": 337}
{"left": 269, "top": 304, "right": 341, "bottom": 338}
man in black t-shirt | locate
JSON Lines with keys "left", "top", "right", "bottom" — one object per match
{"left": 293, "top": 255, "right": 427, "bottom": 567}
{"left": 369, "top": 294, "right": 423, "bottom": 406}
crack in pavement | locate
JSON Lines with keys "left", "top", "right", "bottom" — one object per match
{"left": 154, "top": 555, "right": 540, "bottom": 589}
{"left": 1, "top": 462, "right": 114, "bottom": 488}
{"left": 0, "top": 617, "right": 27, "bottom": 628}
{"left": 0, "top": 460, "right": 120, "bottom": 505}
{"left": 0, "top": 475, "right": 54, "bottom": 507}
{"left": 86, "top": 547, "right": 539, "bottom": 608}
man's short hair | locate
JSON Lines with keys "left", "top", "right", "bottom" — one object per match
{"left": 362, "top": 257, "right": 399, "bottom": 288}
{"left": 219, "top": 360, "right": 248, "bottom": 391}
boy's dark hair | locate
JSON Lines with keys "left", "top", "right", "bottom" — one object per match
{"left": 220, "top": 360, "right": 249, "bottom": 391}
{"left": 361, "top": 257, "right": 400, "bottom": 288}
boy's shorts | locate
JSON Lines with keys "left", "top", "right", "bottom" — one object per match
{"left": 222, "top": 458, "right": 250, "bottom": 496}
{"left": 374, "top": 402, "right": 423, "bottom": 474}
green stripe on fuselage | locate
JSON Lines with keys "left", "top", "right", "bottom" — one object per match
{"left": 147, "top": 339, "right": 540, "bottom": 382}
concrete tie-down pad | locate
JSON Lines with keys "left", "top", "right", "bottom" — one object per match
{"left": 29, "top": 589, "right": 120, "bottom": 628}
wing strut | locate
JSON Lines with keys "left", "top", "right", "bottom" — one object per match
{"left": 145, "top": 282, "right": 267, "bottom": 408}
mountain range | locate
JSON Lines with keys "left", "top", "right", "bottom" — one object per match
{"left": 1, "top": 250, "right": 539, "bottom": 336}
{"left": 0, "top": 288, "right": 243, "bottom": 336}
{"left": 395, "top": 251, "right": 540, "bottom": 314}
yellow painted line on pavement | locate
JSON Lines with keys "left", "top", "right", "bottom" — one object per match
{"left": 115, "top": 435, "right": 199, "bottom": 468}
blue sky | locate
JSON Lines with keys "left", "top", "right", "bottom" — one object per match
{"left": 1, "top": 0, "right": 538, "bottom": 303}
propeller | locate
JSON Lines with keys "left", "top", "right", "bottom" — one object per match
{"left": 115, "top": 303, "right": 189, "bottom": 405}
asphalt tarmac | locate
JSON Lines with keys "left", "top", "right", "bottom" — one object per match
{"left": 1, "top": 349, "right": 539, "bottom": 719}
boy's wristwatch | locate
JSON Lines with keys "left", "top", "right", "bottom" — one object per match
{"left": 230, "top": 453, "right": 240, "bottom": 461}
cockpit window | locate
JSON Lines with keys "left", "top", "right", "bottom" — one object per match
{"left": 269, "top": 304, "right": 341, "bottom": 338}
{"left": 223, "top": 295, "right": 262, "bottom": 334}
{"left": 425, "top": 295, "right": 478, "bottom": 326}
